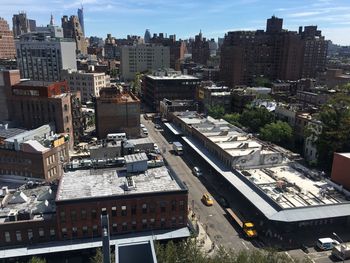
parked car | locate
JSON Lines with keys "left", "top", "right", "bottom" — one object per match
{"left": 154, "top": 124, "right": 161, "bottom": 129}
{"left": 202, "top": 193, "right": 214, "bottom": 206}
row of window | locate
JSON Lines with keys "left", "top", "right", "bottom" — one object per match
{"left": 60, "top": 201, "right": 185, "bottom": 222}
{"left": 4, "top": 228, "right": 55, "bottom": 243}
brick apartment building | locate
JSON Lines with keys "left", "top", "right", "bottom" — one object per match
{"left": 220, "top": 16, "right": 327, "bottom": 87}
{"left": 6, "top": 76, "right": 82, "bottom": 145}
{"left": 142, "top": 69, "right": 200, "bottom": 111}
{"left": 191, "top": 31, "right": 210, "bottom": 66}
{"left": 331, "top": 153, "right": 350, "bottom": 191}
{"left": 0, "top": 124, "right": 69, "bottom": 181}
{"left": 0, "top": 17, "right": 16, "bottom": 59}
{"left": 95, "top": 88, "right": 140, "bottom": 139}
{"left": 0, "top": 165, "right": 188, "bottom": 247}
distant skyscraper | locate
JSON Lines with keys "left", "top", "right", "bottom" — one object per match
{"left": 144, "top": 29, "right": 151, "bottom": 43}
{"left": 12, "top": 12, "right": 36, "bottom": 37}
{"left": 61, "top": 15, "right": 87, "bottom": 54}
{"left": 77, "top": 6, "right": 85, "bottom": 36}
{"left": 50, "top": 13, "right": 54, "bottom": 26}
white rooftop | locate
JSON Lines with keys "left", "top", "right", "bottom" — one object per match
{"left": 57, "top": 166, "right": 183, "bottom": 201}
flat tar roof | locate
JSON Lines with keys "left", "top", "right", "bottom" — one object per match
{"left": 57, "top": 166, "right": 183, "bottom": 201}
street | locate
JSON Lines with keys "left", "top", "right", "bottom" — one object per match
{"left": 141, "top": 116, "right": 349, "bottom": 262}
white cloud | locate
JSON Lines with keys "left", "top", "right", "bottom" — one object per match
{"left": 322, "top": 27, "right": 350, "bottom": 45}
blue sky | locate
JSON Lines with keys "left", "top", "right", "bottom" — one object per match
{"left": 1, "top": 0, "right": 350, "bottom": 45}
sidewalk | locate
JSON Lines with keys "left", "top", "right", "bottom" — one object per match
{"left": 188, "top": 209, "right": 216, "bottom": 255}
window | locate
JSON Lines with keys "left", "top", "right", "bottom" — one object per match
{"left": 132, "top": 221, "right": 137, "bottom": 230}
{"left": 72, "top": 227, "right": 78, "bottom": 237}
{"left": 150, "top": 203, "right": 156, "bottom": 213}
{"left": 62, "top": 228, "right": 67, "bottom": 238}
{"left": 81, "top": 209, "right": 87, "bottom": 220}
{"left": 142, "top": 219, "right": 147, "bottom": 229}
{"left": 161, "top": 218, "right": 166, "bottom": 228}
{"left": 171, "top": 200, "right": 176, "bottom": 211}
{"left": 5, "top": 232, "right": 11, "bottom": 242}
{"left": 50, "top": 228, "right": 55, "bottom": 238}
{"left": 39, "top": 228, "right": 45, "bottom": 238}
{"left": 71, "top": 210, "right": 77, "bottom": 221}
{"left": 171, "top": 217, "right": 176, "bottom": 227}
{"left": 91, "top": 209, "right": 97, "bottom": 219}
{"left": 160, "top": 202, "right": 166, "bottom": 213}
{"left": 179, "top": 200, "right": 185, "bottom": 211}
{"left": 92, "top": 225, "right": 98, "bottom": 236}
{"left": 142, "top": 204, "right": 147, "bottom": 214}
{"left": 112, "top": 223, "right": 118, "bottom": 233}
{"left": 122, "top": 222, "right": 127, "bottom": 231}
{"left": 15, "top": 231, "right": 22, "bottom": 242}
{"left": 150, "top": 218, "right": 155, "bottom": 228}
{"left": 121, "top": 205, "right": 127, "bottom": 216}
{"left": 26, "top": 229, "right": 33, "bottom": 241}
{"left": 131, "top": 205, "right": 136, "bottom": 215}
{"left": 179, "top": 216, "right": 184, "bottom": 225}
{"left": 60, "top": 211, "right": 66, "bottom": 222}
{"left": 112, "top": 207, "right": 117, "bottom": 217}
{"left": 82, "top": 226, "right": 88, "bottom": 236}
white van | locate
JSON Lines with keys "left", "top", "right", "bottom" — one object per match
{"left": 316, "top": 238, "right": 339, "bottom": 250}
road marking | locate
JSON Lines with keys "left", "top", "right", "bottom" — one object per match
{"left": 284, "top": 252, "right": 295, "bottom": 262}
{"left": 241, "top": 241, "right": 249, "bottom": 250}
{"left": 306, "top": 255, "right": 316, "bottom": 263}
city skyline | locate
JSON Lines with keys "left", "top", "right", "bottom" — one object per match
{"left": 1, "top": 0, "right": 350, "bottom": 45}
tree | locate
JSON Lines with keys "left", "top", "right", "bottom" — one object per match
{"left": 259, "top": 121, "right": 293, "bottom": 146}
{"left": 208, "top": 105, "right": 225, "bottom": 119}
{"left": 223, "top": 113, "right": 241, "bottom": 127}
{"left": 239, "top": 107, "right": 274, "bottom": 133}
{"left": 314, "top": 94, "right": 350, "bottom": 171}
{"left": 28, "top": 257, "right": 46, "bottom": 263}
{"left": 155, "top": 239, "right": 311, "bottom": 263}
{"left": 253, "top": 77, "right": 271, "bottom": 88}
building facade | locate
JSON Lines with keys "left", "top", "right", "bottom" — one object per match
{"left": 7, "top": 80, "right": 75, "bottom": 144}
{"left": 331, "top": 153, "right": 350, "bottom": 191}
{"left": 220, "top": 16, "right": 326, "bottom": 87}
{"left": 0, "top": 18, "right": 16, "bottom": 59}
{"left": 12, "top": 12, "right": 36, "bottom": 38}
{"left": 120, "top": 44, "right": 170, "bottom": 80}
{"left": 61, "top": 69, "right": 110, "bottom": 103}
{"left": 15, "top": 31, "right": 77, "bottom": 81}
{"left": 95, "top": 88, "right": 140, "bottom": 139}
{"left": 0, "top": 124, "right": 69, "bottom": 181}
{"left": 0, "top": 70, "right": 20, "bottom": 121}
{"left": 142, "top": 70, "right": 200, "bottom": 110}
{"left": 61, "top": 15, "right": 87, "bottom": 54}
{"left": 191, "top": 31, "right": 210, "bottom": 66}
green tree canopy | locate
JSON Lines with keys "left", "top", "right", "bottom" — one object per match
{"left": 223, "top": 113, "right": 241, "bottom": 127}
{"left": 155, "top": 239, "right": 311, "bottom": 263}
{"left": 208, "top": 105, "right": 225, "bottom": 119}
{"left": 28, "top": 257, "right": 46, "bottom": 263}
{"left": 315, "top": 94, "right": 350, "bottom": 171}
{"left": 239, "top": 107, "right": 274, "bottom": 133}
{"left": 259, "top": 121, "right": 293, "bottom": 145}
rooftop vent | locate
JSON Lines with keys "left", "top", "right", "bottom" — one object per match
{"left": 125, "top": 176, "right": 136, "bottom": 191}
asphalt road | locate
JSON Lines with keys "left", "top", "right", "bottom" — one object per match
{"left": 141, "top": 116, "right": 350, "bottom": 262}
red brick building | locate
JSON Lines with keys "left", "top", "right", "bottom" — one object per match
{"left": 331, "top": 153, "right": 350, "bottom": 190}
{"left": 0, "top": 166, "right": 188, "bottom": 248}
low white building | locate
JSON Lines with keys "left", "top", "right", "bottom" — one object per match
{"left": 61, "top": 69, "right": 110, "bottom": 103}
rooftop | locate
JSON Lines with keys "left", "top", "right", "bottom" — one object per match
{"left": 124, "top": 152, "right": 149, "bottom": 163}
{"left": 0, "top": 182, "right": 57, "bottom": 223}
{"left": 146, "top": 74, "right": 199, "bottom": 80}
{"left": 57, "top": 166, "right": 183, "bottom": 201}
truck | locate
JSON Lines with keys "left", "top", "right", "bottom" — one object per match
{"left": 225, "top": 208, "right": 257, "bottom": 238}
{"left": 332, "top": 244, "right": 350, "bottom": 260}
{"left": 173, "top": 142, "right": 183, "bottom": 155}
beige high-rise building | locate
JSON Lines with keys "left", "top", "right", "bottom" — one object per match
{"left": 61, "top": 69, "right": 111, "bottom": 103}
{"left": 120, "top": 44, "right": 170, "bottom": 80}
{"left": 61, "top": 15, "right": 87, "bottom": 54}
{"left": 0, "top": 17, "right": 16, "bottom": 59}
